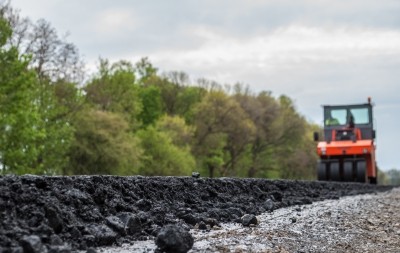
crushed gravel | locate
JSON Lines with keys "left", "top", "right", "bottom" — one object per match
{"left": 189, "top": 188, "right": 400, "bottom": 253}
{"left": 99, "top": 188, "right": 400, "bottom": 253}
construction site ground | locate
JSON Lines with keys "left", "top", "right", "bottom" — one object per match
{"left": 99, "top": 187, "right": 400, "bottom": 252}
{"left": 0, "top": 176, "right": 396, "bottom": 253}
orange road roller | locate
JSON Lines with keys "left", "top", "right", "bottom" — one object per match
{"left": 314, "top": 98, "right": 377, "bottom": 184}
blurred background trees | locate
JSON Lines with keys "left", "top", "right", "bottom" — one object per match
{"left": 5, "top": 1, "right": 397, "bottom": 182}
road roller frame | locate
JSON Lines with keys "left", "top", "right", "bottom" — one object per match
{"left": 314, "top": 98, "right": 377, "bottom": 184}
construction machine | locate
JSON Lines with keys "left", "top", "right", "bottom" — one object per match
{"left": 314, "top": 98, "right": 377, "bottom": 184}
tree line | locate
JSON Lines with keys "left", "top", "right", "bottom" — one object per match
{"left": 0, "top": 2, "right": 319, "bottom": 179}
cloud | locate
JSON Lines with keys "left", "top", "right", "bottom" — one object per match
{"left": 91, "top": 8, "right": 139, "bottom": 38}
{"left": 146, "top": 24, "right": 400, "bottom": 84}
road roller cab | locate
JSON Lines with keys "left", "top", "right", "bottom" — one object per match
{"left": 314, "top": 98, "right": 377, "bottom": 184}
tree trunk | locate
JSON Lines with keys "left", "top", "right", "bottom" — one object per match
{"left": 208, "top": 164, "right": 214, "bottom": 178}
{"left": 248, "top": 166, "right": 256, "bottom": 178}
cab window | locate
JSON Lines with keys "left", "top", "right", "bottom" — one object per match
{"left": 350, "top": 108, "right": 369, "bottom": 124}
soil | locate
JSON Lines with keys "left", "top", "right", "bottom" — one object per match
{"left": 0, "top": 175, "right": 393, "bottom": 252}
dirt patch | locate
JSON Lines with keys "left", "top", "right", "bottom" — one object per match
{"left": 0, "top": 175, "right": 392, "bottom": 252}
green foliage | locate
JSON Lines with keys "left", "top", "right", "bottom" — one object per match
{"left": 34, "top": 79, "right": 75, "bottom": 174}
{"left": 1, "top": 3, "right": 322, "bottom": 178}
{"left": 0, "top": 17, "right": 42, "bottom": 174}
{"left": 175, "top": 86, "right": 206, "bottom": 123}
{"left": 193, "top": 91, "right": 256, "bottom": 177}
{"left": 0, "top": 15, "right": 77, "bottom": 175}
{"left": 138, "top": 85, "right": 162, "bottom": 126}
{"left": 233, "top": 90, "right": 279, "bottom": 177}
{"left": 269, "top": 96, "right": 317, "bottom": 179}
{"left": 53, "top": 80, "right": 84, "bottom": 114}
{"left": 135, "top": 57, "right": 158, "bottom": 84}
{"left": 66, "top": 109, "right": 142, "bottom": 175}
{"left": 85, "top": 59, "right": 142, "bottom": 129}
{"left": 137, "top": 125, "right": 195, "bottom": 176}
{"left": 148, "top": 75, "right": 182, "bottom": 115}
{"left": 199, "top": 135, "right": 226, "bottom": 178}
{"left": 378, "top": 169, "right": 388, "bottom": 185}
{"left": 0, "top": 17, "right": 11, "bottom": 45}
{"left": 155, "top": 115, "right": 194, "bottom": 148}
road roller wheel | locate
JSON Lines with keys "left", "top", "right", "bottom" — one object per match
{"left": 369, "top": 163, "right": 378, "bottom": 184}
{"left": 356, "top": 160, "right": 367, "bottom": 183}
{"left": 317, "top": 162, "right": 327, "bottom": 181}
{"left": 330, "top": 162, "right": 340, "bottom": 181}
{"left": 343, "top": 162, "right": 353, "bottom": 182}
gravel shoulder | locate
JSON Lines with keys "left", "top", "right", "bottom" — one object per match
{"left": 192, "top": 187, "right": 400, "bottom": 253}
{"left": 99, "top": 188, "right": 400, "bottom": 253}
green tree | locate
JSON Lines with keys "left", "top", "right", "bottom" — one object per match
{"left": 278, "top": 125, "right": 319, "bottom": 180}
{"left": 194, "top": 131, "right": 226, "bottom": 178}
{"left": 66, "top": 109, "right": 142, "bottom": 175}
{"left": 33, "top": 78, "right": 75, "bottom": 174}
{"left": 146, "top": 73, "right": 183, "bottom": 115}
{"left": 272, "top": 95, "right": 315, "bottom": 179}
{"left": 135, "top": 57, "right": 158, "bottom": 84}
{"left": 159, "top": 78, "right": 181, "bottom": 115}
{"left": 85, "top": 59, "right": 142, "bottom": 129}
{"left": 0, "top": 16, "right": 43, "bottom": 174}
{"left": 155, "top": 115, "right": 194, "bottom": 148}
{"left": 193, "top": 91, "right": 256, "bottom": 177}
{"left": 175, "top": 86, "right": 206, "bottom": 123}
{"left": 233, "top": 89, "right": 280, "bottom": 177}
{"left": 137, "top": 125, "right": 195, "bottom": 176}
{"left": 138, "top": 85, "right": 162, "bottom": 126}
{"left": 53, "top": 79, "right": 84, "bottom": 116}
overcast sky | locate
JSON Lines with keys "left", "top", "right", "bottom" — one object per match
{"left": 9, "top": 0, "right": 400, "bottom": 171}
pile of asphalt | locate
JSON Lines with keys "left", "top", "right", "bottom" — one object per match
{"left": 0, "top": 175, "right": 392, "bottom": 252}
